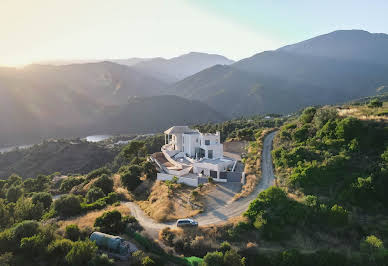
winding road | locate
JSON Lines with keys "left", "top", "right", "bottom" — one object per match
{"left": 126, "top": 131, "right": 277, "bottom": 236}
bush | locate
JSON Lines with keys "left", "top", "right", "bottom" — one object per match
{"left": 86, "top": 187, "right": 105, "bottom": 203}
{"left": 159, "top": 227, "right": 175, "bottom": 246}
{"left": 368, "top": 99, "right": 383, "bottom": 108}
{"left": 14, "top": 197, "right": 44, "bottom": 222}
{"left": 92, "top": 174, "right": 113, "bottom": 195}
{"left": 223, "top": 249, "right": 244, "bottom": 266}
{"left": 47, "top": 239, "right": 74, "bottom": 264}
{"left": 87, "top": 167, "right": 111, "bottom": 181}
{"left": 6, "top": 186, "right": 22, "bottom": 203}
{"left": 31, "top": 192, "right": 52, "bottom": 210}
{"left": 65, "top": 240, "right": 98, "bottom": 266}
{"left": 89, "top": 253, "right": 115, "bottom": 266}
{"left": 20, "top": 234, "right": 46, "bottom": 257}
{"left": 65, "top": 224, "right": 81, "bottom": 241}
{"left": 218, "top": 241, "right": 232, "bottom": 254}
{"left": 360, "top": 235, "right": 384, "bottom": 253}
{"left": 121, "top": 166, "right": 142, "bottom": 191}
{"left": 300, "top": 107, "right": 316, "bottom": 124}
{"left": 202, "top": 251, "right": 224, "bottom": 266}
{"left": 53, "top": 194, "right": 82, "bottom": 217}
{"left": 94, "top": 210, "right": 125, "bottom": 234}
{"left": 60, "top": 177, "right": 84, "bottom": 193}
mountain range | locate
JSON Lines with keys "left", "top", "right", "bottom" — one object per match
{"left": 1, "top": 30, "right": 388, "bottom": 146}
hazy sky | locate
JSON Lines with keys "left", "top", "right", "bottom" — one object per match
{"left": 1, "top": 0, "right": 387, "bottom": 66}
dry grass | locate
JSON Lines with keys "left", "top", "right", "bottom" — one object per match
{"left": 234, "top": 128, "right": 277, "bottom": 200}
{"left": 112, "top": 174, "right": 134, "bottom": 201}
{"left": 138, "top": 181, "right": 203, "bottom": 222}
{"left": 58, "top": 203, "right": 131, "bottom": 231}
{"left": 338, "top": 102, "right": 388, "bottom": 122}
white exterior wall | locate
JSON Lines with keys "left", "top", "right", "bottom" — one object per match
{"left": 182, "top": 133, "right": 199, "bottom": 157}
{"left": 199, "top": 132, "right": 222, "bottom": 159}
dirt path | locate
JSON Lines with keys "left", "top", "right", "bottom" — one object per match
{"left": 126, "top": 131, "right": 277, "bottom": 238}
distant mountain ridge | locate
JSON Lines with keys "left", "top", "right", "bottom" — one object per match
{"left": 168, "top": 30, "right": 388, "bottom": 116}
{"left": 131, "top": 52, "right": 235, "bottom": 83}
{"left": 278, "top": 30, "right": 388, "bottom": 64}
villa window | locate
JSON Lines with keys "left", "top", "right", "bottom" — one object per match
{"left": 208, "top": 150, "right": 213, "bottom": 159}
{"left": 183, "top": 147, "right": 184, "bottom": 152}
{"left": 205, "top": 140, "right": 210, "bottom": 145}
{"left": 183, "top": 137, "right": 184, "bottom": 144}
{"left": 196, "top": 138, "right": 198, "bottom": 143}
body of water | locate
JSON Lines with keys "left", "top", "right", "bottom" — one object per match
{"left": 83, "top": 135, "right": 113, "bottom": 143}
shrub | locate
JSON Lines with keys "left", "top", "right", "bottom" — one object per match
{"left": 87, "top": 167, "right": 111, "bottom": 181}
{"left": 300, "top": 107, "right": 316, "bottom": 124}
{"left": 60, "top": 177, "right": 84, "bottom": 193}
{"left": 47, "top": 238, "right": 74, "bottom": 264}
{"left": 65, "top": 240, "right": 98, "bottom": 266}
{"left": 142, "top": 256, "right": 156, "bottom": 266}
{"left": 65, "top": 224, "right": 82, "bottom": 241}
{"left": 368, "top": 99, "right": 383, "bottom": 108}
{"left": 360, "top": 235, "right": 384, "bottom": 253}
{"left": 219, "top": 241, "right": 232, "bottom": 253}
{"left": 53, "top": 194, "right": 82, "bottom": 217}
{"left": 121, "top": 166, "right": 142, "bottom": 191}
{"left": 92, "top": 174, "right": 113, "bottom": 195}
{"left": 202, "top": 251, "right": 224, "bottom": 266}
{"left": 224, "top": 249, "right": 244, "bottom": 266}
{"left": 14, "top": 197, "right": 44, "bottom": 222}
{"left": 159, "top": 227, "right": 175, "bottom": 246}
{"left": 86, "top": 187, "right": 105, "bottom": 203}
{"left": 6, "top": 186, "right": 22, "bottom": 203}
{"left": 94, "top": 210, "right": 125, "bottom": 234}
{"left": 89, "top": 253, "right": 114, "bottom": 266}
{"left": 31, "top": 192, "right": 52, "bottom": 210}
{"left": 20, "top": 234, "right": 46, "bottom": 257}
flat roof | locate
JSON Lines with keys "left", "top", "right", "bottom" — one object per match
{"left": 164, "top": 126, "right": 198, "bottom": 135}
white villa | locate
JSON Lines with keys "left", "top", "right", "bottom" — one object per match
{"left": 150, "top": 126, "right": 244, "bottom": 187}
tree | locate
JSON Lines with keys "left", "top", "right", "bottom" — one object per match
{"left": 53, "top": 194, "right": 82, "bottom": 217}
{"left": 224, "top": 249, "right": 245, "bottom": 266}
{"left": 32, "top": 192, "right": 52, "bottom": 210}
{"left": 89, "top": 253, "right": 115, "bottom": 266}
{"left": 47, "top": 239, "right": 74, "bottom": 265}
{"left": 6, "top": 186, "right": 22, "bottom": 203}
{"left": 92, "top": 174, "right": 113, "bottom": 195}
{"left": 202, "top": 251, "right": 224, "bottom": 266}
{"left": 14, "top": 197, "right": 44, "bottom": 222}
{"left": 20, "top": 234, "right": 46, "bottom": 258}
{"left": 142, "top": 161, "right": 157, "bottom": 180}
{"left": 65, "top": 224, "right": 81, "bottom": 241}
{"left": 313, "top": 107, "right": 338, "bottom": 128}
{"left": 368, "top": 99, "right": 383, "bottom": 108}
{"left": 65, "top": 240, "right": 98, "bottom": 266}
{"left": 94, "top": 210, "right": 125, "bottom": 234}
{"left": 121, "top": 166, "right": 142, "bottom": 191}
{"left": 219, "top": 241, "right": 232, "bottom": 253}
{"left": 86, "top": 187, "right": 105, "bottom": 203}
{"left": 123, "top": 141, "right": 145, "bottom": 161}
{"left": 300, "top": 107, "right": 316, "bottom": 124}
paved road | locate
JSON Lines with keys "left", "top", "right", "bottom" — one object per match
{"left": 126, "top": 131, "right": 277, "bottom": 237}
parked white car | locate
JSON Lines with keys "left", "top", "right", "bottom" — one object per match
{"left": 176, "top": 218, "right": 198, "bottom": 227}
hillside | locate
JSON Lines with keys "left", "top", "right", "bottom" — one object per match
{"left": 94, "top": 95, "right": 226, "bottom": 135}
{"left": 132, "top": 52, "right": 234, "bottom": 83}
{"left": 168, "top": 30, "right": 388, "bottom": 117}
{"left": 0, "top": 140, "right": 117, "bottom": 178}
